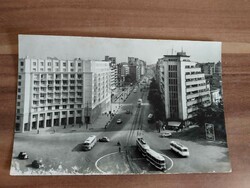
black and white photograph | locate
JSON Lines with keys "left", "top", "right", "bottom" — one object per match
{"left": 10, "top": 35, "right": 231, "bottom": 175}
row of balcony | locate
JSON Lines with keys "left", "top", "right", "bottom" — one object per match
{"left": 186, "top": 90, "right": 210, "bottom": 100}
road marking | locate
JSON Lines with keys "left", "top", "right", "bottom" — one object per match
{"left": 95, "top": 151, "right": 125, "bottom": 174}
{"left": 160, "top": 153, "right": 174, "bottom": 171}
{"left": 95, "top": 151, "right": 174, "bottom": 173}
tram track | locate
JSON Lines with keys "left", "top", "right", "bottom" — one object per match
{"left": 125, "top": 91, "right": 145, "bottom": 173}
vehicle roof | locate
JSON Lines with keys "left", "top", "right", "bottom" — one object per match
{"left": 84, "top": 135, "right": 96, "bottom": 143}
{"left": 170, "top": 141, "right": 188, "bottom": 149}
{"left": 137, "top": 138, "right": 150, "bottom": 149}
{"left": 146, "top": 149, "right": 165, "bottom": 161}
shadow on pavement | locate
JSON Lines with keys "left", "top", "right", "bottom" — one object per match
{"left": 160, "top": 149, "right": 184, "bottom": 159}
{"left": 72, "top": 144, "right": 84, "bottom": 152}
{"left": 26, "top": 164, "right": 33, "bottom": 168}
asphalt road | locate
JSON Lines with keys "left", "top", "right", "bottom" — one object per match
{"left": 10, "top": 72, "right": 231, "bottom": 175}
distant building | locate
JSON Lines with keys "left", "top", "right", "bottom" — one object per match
{"left": 16, "top": 58, "right": 111, "bottom": 132}
{"left": 197, "top": 62, "right": 215, "bottom": 76}
{"left": 211, "top": 89, "right": 222, "bottom": 104}
{"left": 156, "top": 52, "right": 211, "bottom": 123}
{"left": 215, "top": 61, "right": 222, "bottom": 75}
{"left": 117, "top": 62, "right": 129, "bottom": 86}
{"left": 105, "top": 56, "right": 118, "bottom": 89}
{"left": 128, "top": 57, "right": 146, "bottom": 82}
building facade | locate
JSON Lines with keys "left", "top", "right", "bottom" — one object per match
{"left": 16, "top": 58, "right": 111, "bottom": 132}
{"left": 156, "top": 52, "right": 211, "bottom": 122}
{"left": 105, "top": 56, "right": 117, "bottom": 89}
{"left": 196, "top": 62, "right": 215, "bottom": 76}
{"left": 128, "top": 57, "right": 144, "bottom": 82}
{"left": 117, "top": 62, "right": 129, "bottom": 86}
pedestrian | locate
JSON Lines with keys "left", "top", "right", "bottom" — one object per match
{"left": 37, "top": 129, "right": 39, "bottom": 134}
{"left": 117, "top": 141, "right": 121, "bottom": 146}
{"left": 119, "top": 147, "right": 121, "bottom": 153}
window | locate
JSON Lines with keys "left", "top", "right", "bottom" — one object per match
{"left": 63, "top": 62, "right": 66, "bottom": 66}
{"left": 18, "top": 88, "right": 21, "bottom": 92}
{"left": 63, "top": 105, "right": 67, "bottom": 109}
{"left": 18, "top": 82, "right": 21, "bottom": 86}
{"left": 17, "top": 102, "right": 20, "bottom": 106}
{"left": 17, "top": 109, "right": 20, "bottom": 113}
{"left": 33, "top": 62, "right": 36, "bottom": 66}
{"left": 78, "top": 63, "right": 81, "bottom": 67}
{"left": 71, "top": 63, "right": 73, "bottom": 67}
{"left": 56, "top": 62, "right": 59, "bottom": 66}
{"left": 16, "top": 116, "right": 20, "bottom": 120}
{"left": 70, "top": 105, "right": 74, "bottom": 108}
{"left": 48, "top": 62, "right": 51, "bottom": 66}
{"left": 70, "top": 111, "right": 74, "bottom": 114}
{"left": 18, "top": 75, "right": 22, "bottom": 79}
{"left": 55, "top": 112, "right": 59, "bottom": 115}
{"left": 55, "top": 106, "right": 59, "bottom": 109}
{"left": 40, "top": 62, "right": 44, "bottom": 66}
{"left": 17, "top": 95, "right": 21, "bottom": 99}
{"left": 20, "top": 61, "right": 24, "bottom": 66}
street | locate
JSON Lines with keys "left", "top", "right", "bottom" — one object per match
{"left": 11, "top": 75, "right": 231, "bottom": 175}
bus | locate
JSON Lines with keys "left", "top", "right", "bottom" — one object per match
{"left": 137, "top": 98, "right": 142, "bottom": 107}
{"left": 136, "top": 137, "right": 150, "bottom": 157}
{"left": 83, "top": 135, "right": 97, "bottom": 151}
{"left": 170, "top": 141, "right": 190, "bottom": 157}
{"left": 146, "top": 148, "right": 167, "bottom": 171}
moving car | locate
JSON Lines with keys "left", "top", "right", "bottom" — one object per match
{"left": 160, "top": 132, "right": 172, "bottom": 137}
{"left": 31, "top": 160, "right": 44, "bottom": 169}
{"left": 18, "top": 152, "right": 28, "bottom": 160}
{"left": 116, "top": 119, "right": 122, "bottom": 124}
{"left": 99, "top": 136, "right": 110, "bottom": 142}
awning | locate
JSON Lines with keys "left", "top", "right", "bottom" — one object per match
{"left": 168, "top": 121, "right": 181, "bottom": 127}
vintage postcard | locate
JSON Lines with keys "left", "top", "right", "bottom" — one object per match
{"left": 10, "top": 35, "right": 231, "bottom": 175}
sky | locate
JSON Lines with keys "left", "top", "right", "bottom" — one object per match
{"left": 19, "top": 35, "right": 221, "bottom": 64}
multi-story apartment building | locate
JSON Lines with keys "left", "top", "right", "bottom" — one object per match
{"left": 128, "top": 57, "right": 144, "bottom": 82}
{"left": 117, "top": 62, "right": 129, "bottom": 86}
{"left": 138, "top": 60, "right": 146, "bottom": 76}
{"left": 215, "top": 61, "right": 222, "bottom": 75}
{"left": 105, "top": 56, "right": 117, "bottom": 89}
{"left": 196, "top": 62, "right": 215, "bottom": 76}
{"left": 156, "top": 52, "right": 211, "bottom": 122}
{"left": 15, "top": 57, "right": 111, "bottom": 132}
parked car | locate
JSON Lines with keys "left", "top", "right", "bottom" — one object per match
{"left": 99, "top": 136, "right": 110, "bottom": 142}
{"left": 31, "top": 160, "right": 44, "bottom": 169}
{"left": 116, "top": 119, "right": 122, "bottom": 124}
{"left": 18, "top": 152, "right": 28, "bottom": 160}
{"left": 160, "top": 132, "right": 172, "bottom": 138}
